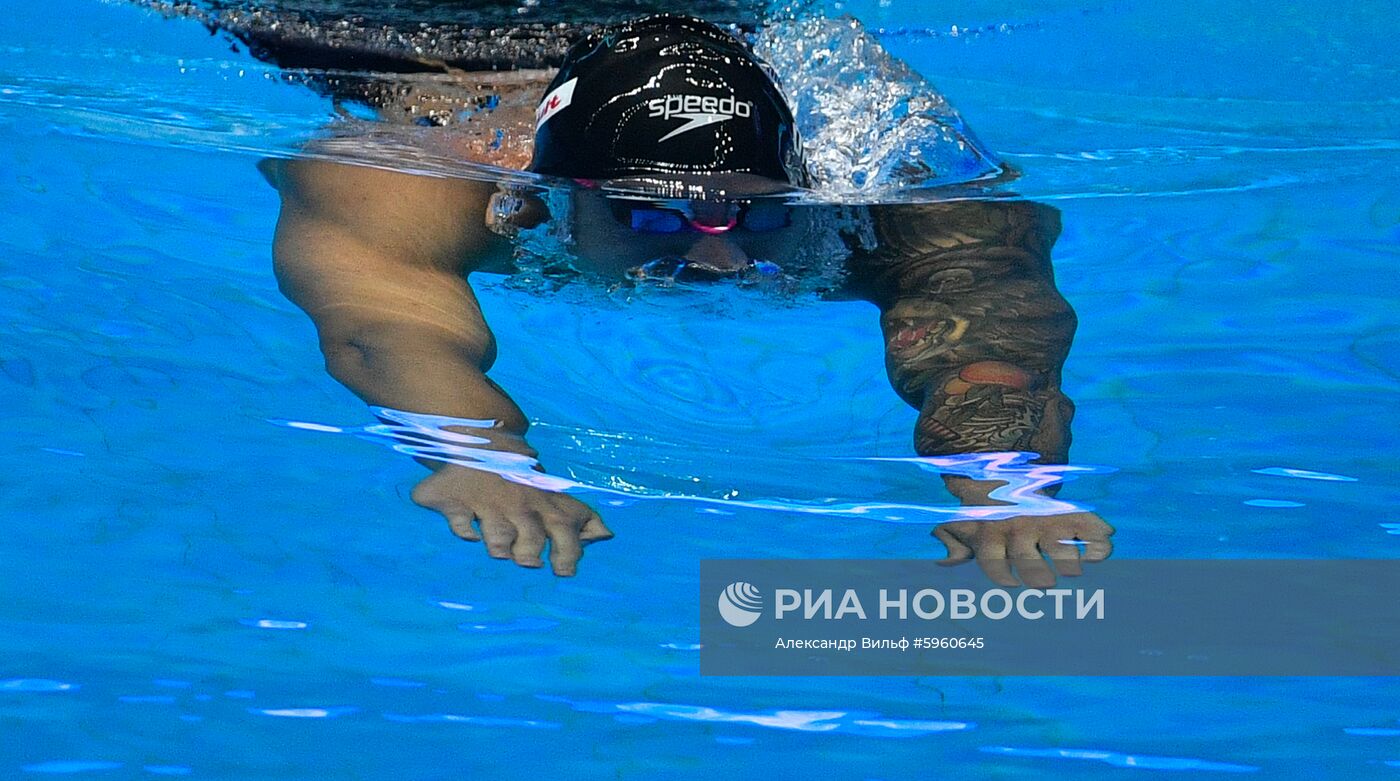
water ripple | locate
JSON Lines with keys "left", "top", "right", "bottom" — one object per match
{"left": 1, "top": 678, "right": 77, "bottom": 692}
{"left": 238, "top": 619, "right": 308, "bottom": 630}
{"left": 980, "top": 746, "right": 1259, "bottom": 772}
{"left": 383, "top": 713, "right": 560, "bottom": 729}
{"left": 370, "top": 678, "right": 427, "bottom": 689}
{"left": 845, "top": 718, "right": 973, "bottom": 736}
{"left": 430, "top": 600, "right": 476, "bottom": 612}
{"left": 537, "top": 695, "right": 972, "bottom": 736}
{"left": 250, "top": 707, "right": 358, "bottom": 718}
{"left": 21, "top": 762, "right": 123, "bottom": 774}
{"left": 1253, "top": 467, "right": 1358, "bottom": 482}
{"left": 275, "top": 409, "right": 1107, "bottom": 523}
{"left": 459, "top": 617, "right": 559, "bottom": 633}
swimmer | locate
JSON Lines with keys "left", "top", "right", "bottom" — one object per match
{"left": 261, "top": 14, "right": 1113, "bottom": 579}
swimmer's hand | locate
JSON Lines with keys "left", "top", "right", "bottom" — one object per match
{"left": 411, "top": 465, "right": 613, "bottom": 577}
{"left": 932, "top": 512, "right": 1114, "bottom": 588}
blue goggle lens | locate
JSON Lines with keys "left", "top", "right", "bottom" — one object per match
{"left": 612, "top": 201, "right": 793, "bottom": 234}
{"left": 629, "top": 209, "right": 687, "bottom": 233}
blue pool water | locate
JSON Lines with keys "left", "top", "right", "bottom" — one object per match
{"left": 2, "top": 0, "right": 1398, "bottom": 777}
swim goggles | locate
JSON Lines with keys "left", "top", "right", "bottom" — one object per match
{"left": 608, "top": 199, "right": 792, "bottom": 235}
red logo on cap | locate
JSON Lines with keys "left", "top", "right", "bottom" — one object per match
{"left": 535, "top": 78, "right": 579, "bottom": 129}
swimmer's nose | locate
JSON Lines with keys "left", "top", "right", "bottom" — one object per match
{"left": 680, "top": 233, "right": 752, "bottom": 280}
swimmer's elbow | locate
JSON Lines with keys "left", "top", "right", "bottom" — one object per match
{"left": 257, "top": 158, "right": 282, "bottom": 190}
{"left": 318, "top": 322, "right": 497, "bottom": 379}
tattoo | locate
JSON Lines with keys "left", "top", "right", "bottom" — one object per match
{"left": 917, "top": 381, "right": 1075, "bottom": 461}
{"left": 847, "top": 200, "right": 1077, "bottom": 462}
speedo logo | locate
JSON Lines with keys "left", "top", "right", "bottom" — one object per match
{"left": 647, "top": 95, "right": 754, "bottom": 142}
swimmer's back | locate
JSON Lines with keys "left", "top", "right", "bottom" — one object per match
{"left": 174, "top": 0, "right": 771, "bottom": 78}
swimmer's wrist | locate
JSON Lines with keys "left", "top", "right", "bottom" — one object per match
{"left": 416, "top": 432, "right": 537, "bottom": 474}
{"left": 443, "top": 425, "right": 537, "bottom": 456}
{"left": 942, "top": 474, "right": 1061, "bottom": 505}
{"left": 942, "top": 475, "right": 1005, "bottom": 506}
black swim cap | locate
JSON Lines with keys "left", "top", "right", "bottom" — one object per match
{"left": 529, "top": 15, "right": 809, "bottom": 189}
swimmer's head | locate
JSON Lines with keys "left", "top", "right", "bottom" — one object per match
{"left": 529, "top": 15, "right": 810, "bottom": 194}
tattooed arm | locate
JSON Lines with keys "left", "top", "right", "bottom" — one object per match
{"left": 852, "top": 199, "right": 1077, "bottom": 472}
{"left": 846, "top": 199, "right": 1110, "bottom": 585}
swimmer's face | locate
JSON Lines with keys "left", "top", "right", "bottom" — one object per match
{"left": 569, "top": 188, "right": 811, "bottom": 283}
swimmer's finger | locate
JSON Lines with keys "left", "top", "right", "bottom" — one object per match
{"left": 579, "top": 521, "right": 613, "bottom": 545}
{"left": 1079, "top": 536, "right": 1113, "bottom": 563}
{"left": 579, "top": 511, "right": 614, "bottom": 545}
{"left": 544, "top": 523, "right": 583, "bottom": 577}
{"left": 1039, "top": 534, "right": 1084, "bottom": 578}
{"left": 932, "top": 525, "right": 974, "bottom": 565}
{"left": 509, "top": 515, "right": 547, "bottom": 569}
{"left": 478, "top": 516, "right": 517, "bottom": 560}
{"left": 544, "top": 494, "right": 609, "bottom": 543}
{"left": 974, "top": 539, "right": 1020, "bottom": 587}
{"left": 1008, "top": 535, "right": 1056, "bottom": 588}
{"left": 445, "top": 512, "right": 482, "bottom": 542}
{"left": 1040, "top": 522, "right": 1084, "bottom": 576}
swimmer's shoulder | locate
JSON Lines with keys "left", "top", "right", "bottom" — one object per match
{"left": 835, "top": 199, "right": 1062, "bottom": 300}
{"left": 865, "top": 200, "right": 1060, "bottom": 259}
{"left": 259, "top": 157, "right": 514, "bottom": 274}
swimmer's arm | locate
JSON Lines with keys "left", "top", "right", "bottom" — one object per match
{"left": 846, "top": 201, "right": 1111, "bottom": 580}
{"left": 263, "top": 158, "right": 528, "bottom": 448}
{"left": 264, "top": 159, "right": 611, "bottom": 576}
{"left": 850, "top": 201, "right": 1078, "bottom": 503}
